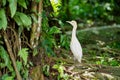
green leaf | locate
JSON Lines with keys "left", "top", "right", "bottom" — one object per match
{"left": 53, "top": 64, "right": 65, "bottom": 78}
{"left": 0, "top": 63, "right": 5, "bottom": 68}
{"left": 22, "top": 68, "right": 29, "bottom": 78}
{"left": 8, "top": 0, "right": 17, "bottom": 17}
{"left": 2, "top": 74, "right": 14, "bottom": 80}
{"left": 52, "top": 64, "right": 59, "bottom": 69}
{"left": 18, "top": 48, "right": 28, "bottom": 65}
{"left": 18, "top": 0, "right": 27, "bottom": 9}
{"left": 48, "top": 26, "right": 61, "bottom": 34}
{"left": 2, "top": 0, "right": 7, "bottom": 6}
{"left": 60, "top": 35, "right": 69, "bottom": 49}
{"left": 16, "top": 61, "right": 22, "bottom": 71}
{"left": 45, "top": 46, "right": 55, "bottom": 56}
{"left": 4, "top": 77, "right": 14, "bottom": 80}
{"left": 13, "top": 16, "right": 23, "bottom": 35}
{"left": 18, "top": 12, "right": 31, "bottom": 27}
{"left": 33, "top": 48, "right": 38, "bottom": 56}
{"left": 0, "top": 46, "right": 13, "bottom": 71}
{"left": 13, "top": 14, "right": 23, "bottom": 26}
{"left": 14, "top": 12, "right": 32, "bottom": 27}
{"left": 0, "top": 9, "right": 7, "bottom": 30}
{"left": 43, "top": 65, "right": 50, "bottom": 76}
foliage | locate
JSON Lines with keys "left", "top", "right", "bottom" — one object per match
{"left": 1, "top": 74, "right": 14, "bottom": 80}
{"left": 0, "top": 0, "right": 31, "bottom": 30}
{"left": 0, "top": 46, "right": 16, "bottom": 79}
{"left": 50, "top": 0, "right": 61, "bottom": 16}
{"left": 60, "top": 35, "right": 70, "bottom": 50}
{"left": 18, "top": 48, "right": 29, "bottom": 66}
{"left": 51, "top": 0, "right": 120, "bottom": 24}
{"left": 87, "top": 48, "right": 120, "bottom": 66}
{"left": 95, "top": 54, "right": 120, "bottom": 66}
{"left": 14, "top": 12, "right": 31, "bottom": 28}
{"left": 0, "top": 0, "right": 64, "bottom": 78}
{"left": 0, "top": 46, "right": 30, "bottom": 79}
{"left": 109, "top": 41, "right": 120, "bottom": 49}
{"left": 52, "top": 62, "right": 69, "bottom": 80}
{"left": 0, "top": 9, "right": 7, "bottom": 30}
{"left": 0, "top": 0, "right": 32, "bottom": 79}
{"left": 43, "top": 64, "right": 50, "bottom": 76}
{"left": 0, "top": 46, "right": 13, "bottom": 71}
{"left": 17, "top": 0, "right": 27, "bottom": 9}
{"left": 17, "top": 48, "right": 30, "bottom": 79}
{"left": 8, "top": 0, "right": 17, "bottom": 17}
{"left": 41, "top": 13, "right": 61, "bottom": 56}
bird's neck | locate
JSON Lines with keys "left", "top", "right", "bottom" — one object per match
{"left": 72, "top": 27, "right": 77, "bottom": 38}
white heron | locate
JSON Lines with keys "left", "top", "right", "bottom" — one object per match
{"left": 67, "top": 20, "right": 83, "bottom": 63}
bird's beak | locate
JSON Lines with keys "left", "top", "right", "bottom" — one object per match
{"left": 66, "top": 21, "right": 70, "bottom": 23}
{"left": 66, "top": 21, "right": 72, "bottom": 26}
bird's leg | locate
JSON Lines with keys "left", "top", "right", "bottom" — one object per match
{"left": 73, "top": 57, "right": 82, "bottom": 67}
{"left": 73, "top": 57, "right": 79, "bottom": 65}
{"left": 73, "top": 57, "right": 76, "bottom": 61}
{"left": 73, "top": 57, "right": 79, "bottom": 64}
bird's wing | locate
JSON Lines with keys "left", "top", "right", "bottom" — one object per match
{"left": 70, "top": 38, "right": 82, "bottom": 55}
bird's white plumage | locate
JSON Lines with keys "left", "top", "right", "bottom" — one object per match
{"left": 67, "top": 20, "right": 83, "bottom": 63}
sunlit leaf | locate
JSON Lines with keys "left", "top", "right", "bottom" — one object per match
{"left": 48, "top": 26, "right": 61, "bottom": 34}
{"left": 13, "top": 14, "right": 23, "bottom": 26}
{"left": 17, "top": 12, "right": 31, "bottom": 27}
{"left": 19, "top": 12, "right": 31, "bottom": 27}
{"left": 43, "top": 65, "right": 50, "bottom": 76}
{"left": 18, "top": 0, "right": 27, "bottom": 9}
{"left": 52, "top": 64, "right": 59, "bottom": 69}
{"left": 52, "top": 64, "right": 65, "bottom": 78}
{"left": 0, "top": 9, "right": 7, "bottom": 30}
{"left": 4, "top": 77, "right": 13, "bottom": 80}
{"left": 14, "top": 12, "right": 32, "bottom": 27}
{"left": 0, "top": 46, "right": 13, "bottom": 71}
{"left": 33, "top": 48, "right": 38, "bottom": 56}
{"left": 8, "top": 0, "right": 17, "bottom": 17}
{"left": 18, "top": 48, "right": 28, "bottom": 65}
{"left": 1, "top": 74, "right": 14, "bottom": 80}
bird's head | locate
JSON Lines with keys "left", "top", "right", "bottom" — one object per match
{"left": 66, "top": 20, "right": 77, "bottom": 29}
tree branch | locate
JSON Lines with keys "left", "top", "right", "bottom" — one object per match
{"left": 3, "top": 31, "right": 22, "bottom": 80}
